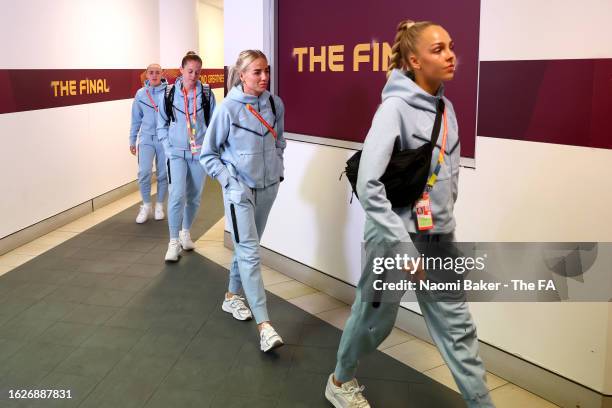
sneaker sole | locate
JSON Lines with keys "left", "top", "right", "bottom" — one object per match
{"left": 261, "top": 338, "right": 284, "bottom": 353}
{"left": 221, "top": 302, "right": 253, "bottom": 321}
{"left": 164, "top": 253, "right": 181, "bottom": 262}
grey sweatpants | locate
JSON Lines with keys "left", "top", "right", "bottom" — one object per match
{"left": 334, "top": 233, "right": 495, "bottom": 408}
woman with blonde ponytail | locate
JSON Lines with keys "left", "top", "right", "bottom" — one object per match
{"left": 201, "top": 50, "right": 287, "bottom": 353}
{"left": 325, "top": 20, "right": 495, "bottom": 408}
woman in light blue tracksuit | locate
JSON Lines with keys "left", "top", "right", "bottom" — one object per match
{"left": 157, "top": 51, "right": 216, "bottom": 262}
{"left": 201, "top": 50, "right": 286, "bottom": 353}
{"left": 324, "top": 21, "right": 496, "bottom": 408}
{"left": 129, "top": 64, "right": 168, "bottom": 224}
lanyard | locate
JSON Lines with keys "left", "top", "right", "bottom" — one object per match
{"left": 425, "top": 108, "right": 448, "bottom": 192}
{"left": 182, "top": 86, "right": 198, "bottom": 154}
{"left": 246, "top": 104, "right": 277, "bottom": 139}
{"left": 145, "top": 89, "right": 159, "bottom": 112}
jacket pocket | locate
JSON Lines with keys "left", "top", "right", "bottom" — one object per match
{"left": 238, "top": 152, "right": 264, "bottom": 185}
{"left": 264, "top": 147, "right": 282, "bottom": 184}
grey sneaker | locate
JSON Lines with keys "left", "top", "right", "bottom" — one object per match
{"left": 325, "top": 374, "right": 370, "bottom": 408}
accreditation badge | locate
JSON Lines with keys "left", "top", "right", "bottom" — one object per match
{"left": 415, "top": 192, "right": 434, "bottom": 231}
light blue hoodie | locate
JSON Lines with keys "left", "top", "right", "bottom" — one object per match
{"left": 357, "top": 69, "right": 460, "bottom": 244}
{"left": 200, "top": 85, "right": 286, "bottom": 189}
{"left": 129, "top": 78, "right": 167, "bottom": 146}
{"left": 156, "top": 76, "right": 216, "bottom": 158}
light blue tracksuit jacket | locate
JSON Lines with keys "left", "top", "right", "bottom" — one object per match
{"left": 156, "top": 77, "right": 216, "bottom": 238}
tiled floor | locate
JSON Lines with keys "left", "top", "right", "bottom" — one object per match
{"left": 0, "top": 181, "right": 560, "bottom": 407}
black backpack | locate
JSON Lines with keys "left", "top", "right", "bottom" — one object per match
{"left": 343, "top": 98, "right": 445, "bottom": 208}
{"left": 164, "top": 82, "right": 211, "bottom": 126}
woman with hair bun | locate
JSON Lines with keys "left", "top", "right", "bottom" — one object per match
{"left": 325, "top": 21, "right": 495, "bottom": 408}
{"left": 157, "top": 51, "right": 216, "bottom": 262}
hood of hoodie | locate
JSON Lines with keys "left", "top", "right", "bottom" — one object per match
{"left": 381, "top": 69, "right": 445, "bottom": 113}
{"left": 144, "top": 78, "right": 167, "bottom": 93}
{"left": 227, "top": 84, "right": 271, "bottom": 105}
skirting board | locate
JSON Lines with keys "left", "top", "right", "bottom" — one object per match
{"left": 0, "top": 180, "right": 140, "bottom": 256}
{"left": 224, "top": 231, "right": 611, "bottom": 408}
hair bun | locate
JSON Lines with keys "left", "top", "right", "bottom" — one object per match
{"left": 398, "top": 19, "right": 416, "bottom": 31}
{"left": 185, "top": 51, "right": 197, "bottom": 56}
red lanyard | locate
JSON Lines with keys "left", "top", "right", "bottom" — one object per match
{"left": 145, "top": 89, "right": 158, "bottom": 112}
{"left": 182, "top": 86, "right": 197, "bottom": 133}
{"left": 246, "top": 104, "right": 277, "bottom": 139}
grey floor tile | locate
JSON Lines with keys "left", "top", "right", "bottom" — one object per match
{"left": 145, "top": 387, "right": 214, "bottom": 408}
{"left": 104, "top": 353, "right": 176, "bottom": 383}
{"left": 130, "top": 328, "right": 194, "bottom": 358}
{"left": 78, "top": 378, "right": 158, "bottom": 408}
{"left": 83, "top": 288, "right": 136, "bottom": 307}
{"left": 44, "top": 286, "right": 94, "bottom": 304}
{"left": 161, "top": 356, "right": 230, "bottom": 393}
{"left": 103, "top": 308, "right": 160, "bottom": 331}
{"left": 298, "top": 322, "right": 342, "bottom": 349}
{"left": 183, "top": 334, "right": 245, "bottom": 363}
{"left": 61, "top": 304, "right": 120, "bottom": 325}
{"left": 54, "top": 346, "right": 126, "bottom": 380}
{"left": 81, "top": 326, "right": 147, "bottom": 352}
{"left": 16, "top": 300, "right": 77, "bottom": 322}
{"left": 218, "top": 363, "right": 291, "bottom": 399}
{"left": 64, "top": 273, "right": 115, "bottom": 288}
{"left": 36, "top": 321, "right": 98, "bottom": 347}
{"left": 0, "top": 338, "right": 26, "bottom": 364}
{"left": 0, "top": 317, "right": 55, "bottom": 341}
{"left": 290, "top": 346, "right": 337, "bottom": 376}
{"left": 1, "top": 341, "right": 76, "bottom": 374}
{"left": 209, "top": 394, "right": 278, "bottom": 408}
{"left": 277, "top": 370, "right": 331, "bottom": 408}
{"left": 121, "top": 262, "right": 166, "bottom": 278}
{"left": 76, "top": 260, "right": 131, "bottom": 275}
{"left": 148, "top": 310, "right": 209, "bottom": 333}
{"left": 7, "top": 282, "right": 58, "bottom": 301}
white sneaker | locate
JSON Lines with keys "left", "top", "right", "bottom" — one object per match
{"left": 164, "top": 239, "right": 182, "bottom": 262}
{"left": 259, "top": 323, "right": 284, "bottom": 352}
{"left": 222, "top": 295, "right": 253, "bottom": 321}
{"left": 154, "top": 202, "right": 165, "bottom": 220}
{"left": 179, "top": 229, "right": 195, "bottom": 251}
{"left": 325, "top": 374, "right": 370, "bottom": 408}
{"left": 135, "top": 203, "right": 152, "bottom": 224}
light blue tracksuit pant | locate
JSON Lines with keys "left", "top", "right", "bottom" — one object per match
{"left": 137, "top": 136, "right": 168, "bottom": 203}
{"left": 166, "top": 151, "right": 206, "bottom": 239}
{"left": 223, "top": 179, "right": 279, "bottom": 324}
{"left": 335, "top": 233, "right": 495, "bottom": 408}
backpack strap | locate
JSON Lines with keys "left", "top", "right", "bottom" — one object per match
{"left": 164, "top": 84, "right": 175, "bottom": 123}
{"left": 201, "top": 82, "right": 211, "bottom": 127}
{"left": 268, "top": 95, "right": 276, "bottom": 117}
